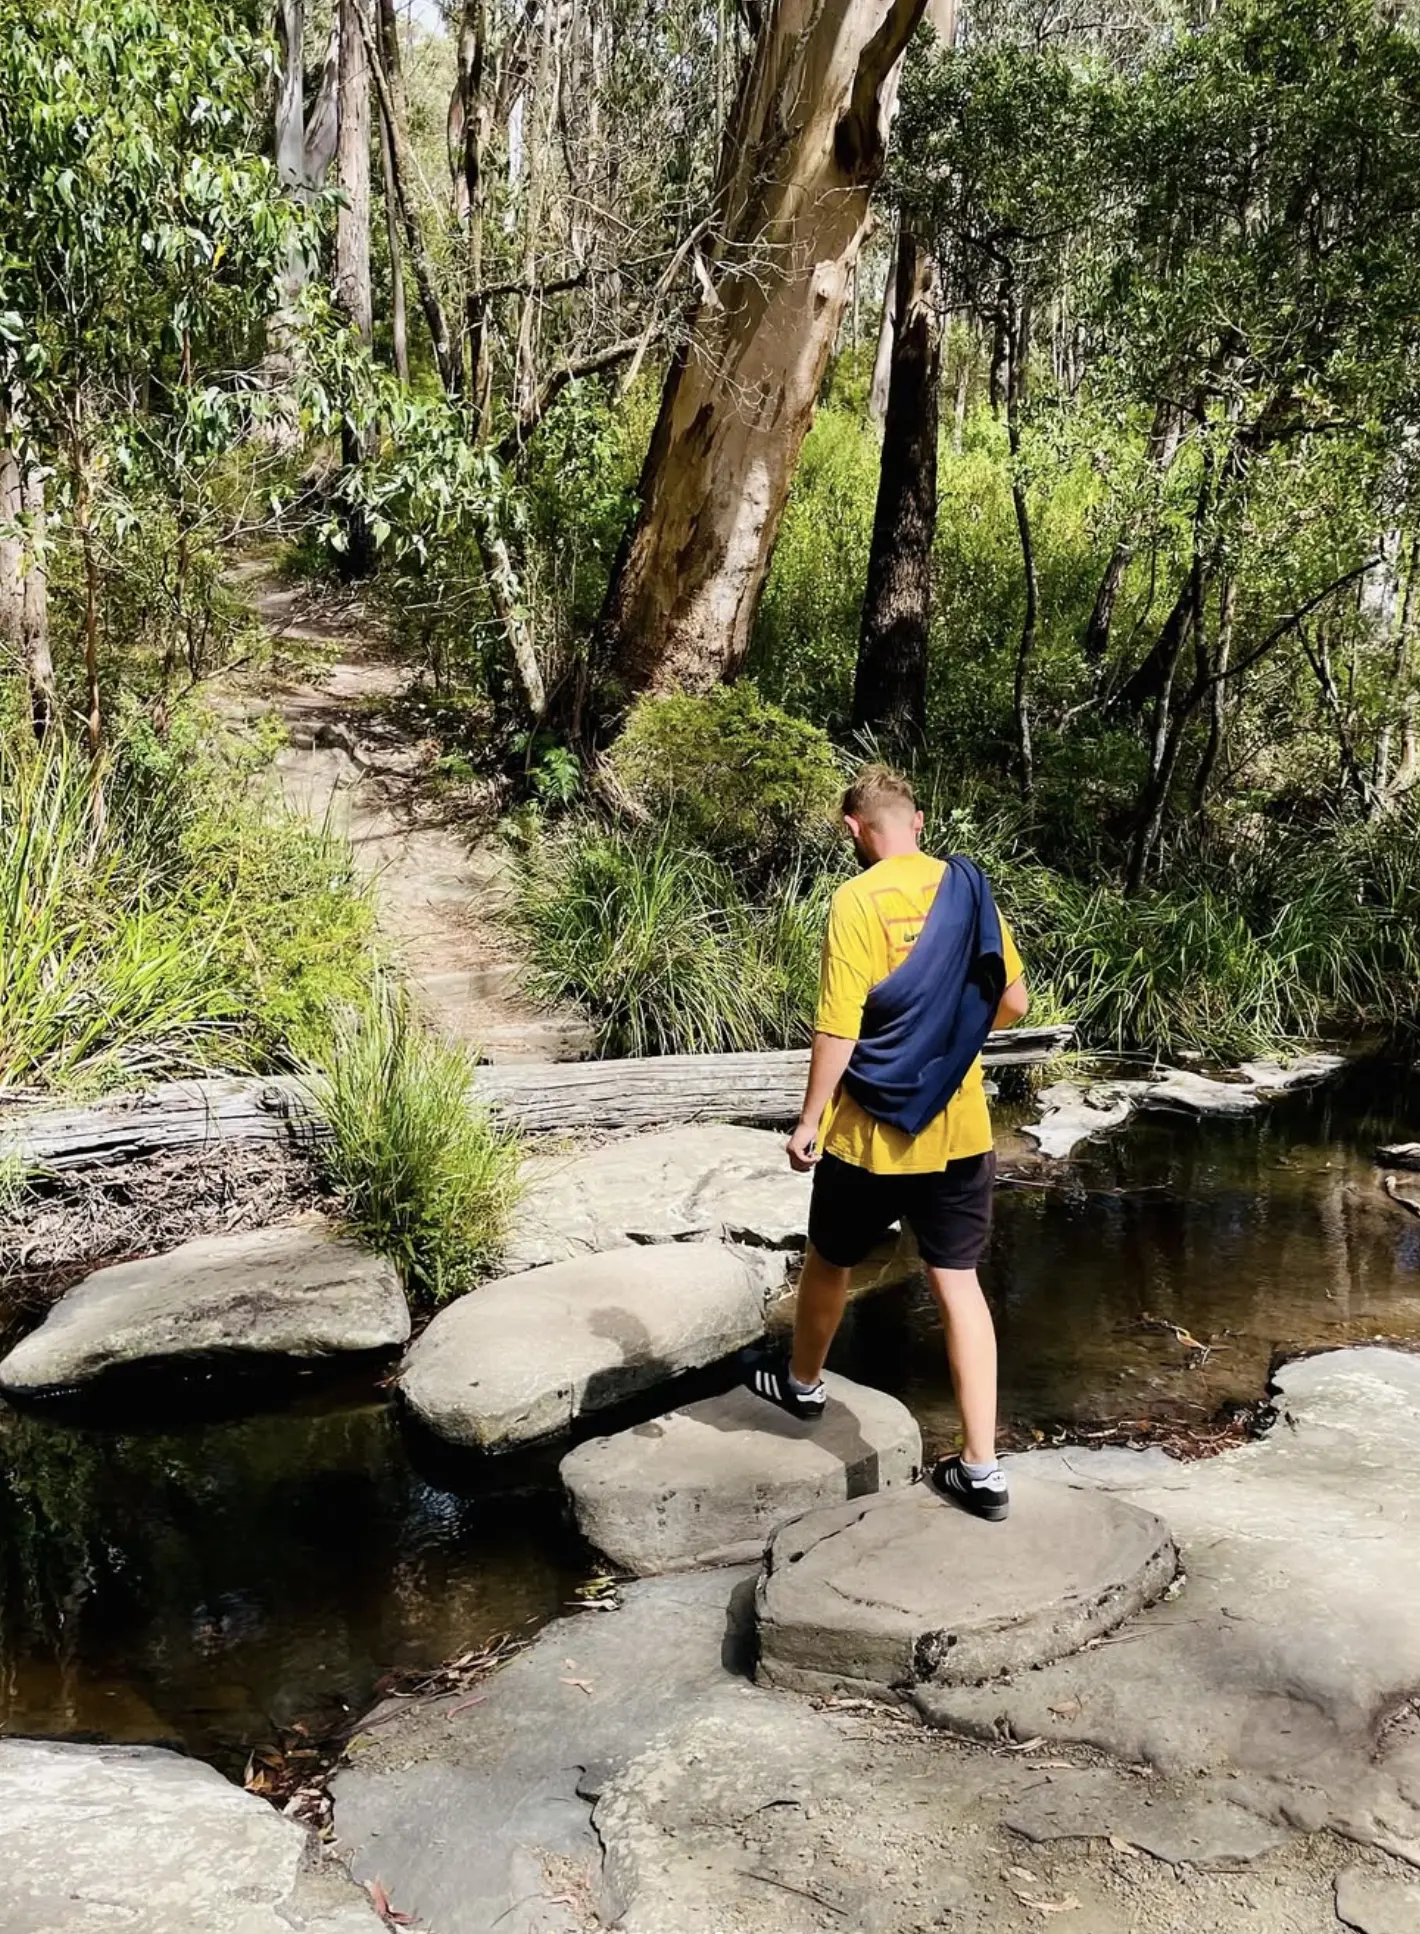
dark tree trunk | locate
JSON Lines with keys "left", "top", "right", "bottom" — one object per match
{"left": 852, "top": 228, "right": 941, "bottom": 746}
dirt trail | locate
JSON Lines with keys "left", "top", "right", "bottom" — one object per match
{"left": 228, "top": 562, "right": 588, "bottom": 1064}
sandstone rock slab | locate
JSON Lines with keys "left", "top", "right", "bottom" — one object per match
{"left": 1003, "top": 1765, "right": 1288, "bottom": 1867}
{"left": 332, "top": 1567, "right": 758, "bottom": 1934}
{"left": 1, "top": 1738, "right": 382, "bottom": 1934}
{"left": 755, "top": 1475, "right": 1177, "bottom": 1698}
{"left": 0, "top": 1218, "right": 408, "bottom": 1395}
{"left": 561, "top": 1373, "right": 922, "bottom": 1574}
{"left": 1336, "top": 1863, "right": 1420, "bottom": 1934}
{"left": 504, "top": 1124, "right": 812, "bottom": 1270}
{"left": 400, "top": 1241, "right": 779, "bottom": 1451}
{"left": 916, "top": 1349, "right": 1420, "bottom": 1862}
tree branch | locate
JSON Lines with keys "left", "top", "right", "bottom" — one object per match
{"left": 1212, "top": 559, "right": 1382, "bottom": 688}
{"left": 497, "top": 335, "right": 645, "bottom": 463}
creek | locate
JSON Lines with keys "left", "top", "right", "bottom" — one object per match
{"left": 1, "top": 1058, "right": 1417, "bottom": 1778}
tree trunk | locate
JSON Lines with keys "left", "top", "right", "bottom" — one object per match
{"left": 273, "top": 2, "right": 340, "bottom": 311}
{"left": 457, "top": 0, "right": 490, "bottom": 409}
{"left": 868, "top": 221, "right": 897, "bottom": 426}
{"left": 361, "top": 4, "right": 460, "bottom": 394}
{"left": 335, "top": 0, "right": 375, "bottom": 577}
{"left": 0, "top": 427, "right": 53, "bottom": 742}
{"left": 600, "top": 0, "right": 929, "bottom": 701}
{"left": 852, "top": 228, "right": 941, "bottom": 745}
{"left": 377, "top": 89, "right": 408, "bottom": 381}
{"left": 1193, "top": 574, "right": 1235, "bottom": 809}
{"left": 1006, "top": 293, "right": 1037, "bottom": 798}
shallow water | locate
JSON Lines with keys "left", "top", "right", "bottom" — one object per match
{"left": 1, "top": 1058, "right": 1418, "bottom": 1773}
{"left": 841, "top": 1058, "right": 1420, "bottom": 1450}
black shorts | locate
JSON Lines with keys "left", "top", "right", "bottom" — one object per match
{"left": 807, "top": 1149, "right": 996, "bottom": 1271}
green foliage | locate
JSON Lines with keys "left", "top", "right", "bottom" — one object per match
{"left": 303, "top": 981, "right": 523, "bottom": 1304}
{"left": 608, "top": 685, "right": 843, "bottom": 874}
{"left": 517, "top": 822, "right": 839, "bottom": 1056}
{"left": 0, "top": 713, "right": 375, "bottom": 1093}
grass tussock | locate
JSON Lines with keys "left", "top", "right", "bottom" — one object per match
{"left": 517, "top": 823, "right": 837, "bottom": 1056}
{"left": 303, "top": 981, "right": 523, "bottom": 1303}
{"left": 0, "top": 718, "right": 375, "bottom": 1094}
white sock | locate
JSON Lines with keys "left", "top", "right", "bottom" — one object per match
{"left": 788, "top": 1368, "right": 825, "bottom": 1398}
{"left": 962, "top": 1457, "right": 1004, "bottom": 1485}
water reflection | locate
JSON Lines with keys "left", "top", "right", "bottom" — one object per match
{"left": 0, "top": 1386, "right": 579, "bottom": 1774}
{"left": 839, "top": 1060, "right": 1420, "bottom": 1448}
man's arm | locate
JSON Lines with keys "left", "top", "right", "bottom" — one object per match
{"left": 994, "top": 975, "right": 1029, "bottom": 1028}
{"left": 787, "top": 1032, "right": 857, "bottom": 1172}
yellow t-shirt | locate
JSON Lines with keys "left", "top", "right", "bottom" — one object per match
{"left": 816, "top": 851, "right": 1024, "bottom": 1175}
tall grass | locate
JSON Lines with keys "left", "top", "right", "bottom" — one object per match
{"left": 517, "top": 805, "right": 1420, "bottom": 1065}
{"left": 517, "top": 824, "right": 837, "bottom": 1056}
{"left": 0, "top": 722, "right": 375, "bottom": 1093}
{"left": 302, "top": 981, "right": 523, "bottom": 1302}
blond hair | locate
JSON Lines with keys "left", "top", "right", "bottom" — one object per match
{"left": 842, "top": 764, "right": 917, "bottom": 825}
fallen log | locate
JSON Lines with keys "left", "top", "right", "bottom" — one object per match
{"left": 1379, "top": 1143, "right": 1420, "bottom": 1173}
{"left": 1, "top": 1026, "right": 1075, "bottom": 1171}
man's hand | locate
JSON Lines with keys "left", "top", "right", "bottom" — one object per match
{"left": 786, "top": 1120, "right": 820, "bottom": 1172}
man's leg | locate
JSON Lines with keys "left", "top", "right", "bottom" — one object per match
{"left": 924, "top": 1265, "right": 997, "bottom": 1467}
{"left": 789, "top": 1244, "right": 853, "bottom": 1386}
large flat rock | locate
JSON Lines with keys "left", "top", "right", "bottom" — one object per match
{"left": 331, "top": 1567, "right": 759, "bottom": 1934}
{"left": 560, "top": 1373, "right": 922, "bottom": 1574}
{"left": 756, "top": 1476, "right": 1177, "bottom": 1699}
{"left": 0, "top": 1218, "right": 408, "bottom": 1395}
{"left": 916, "top": 1349, "right": 1420, "bottom": 1863}
{"left": 399, "top": 1242, "right": 778, "bottom": 1451}
{"left": 504, "top": 1125, "right": 813, "bottom": 1270}
{"left": 1, "top": 1738, "right": 381, "bottom": 1934}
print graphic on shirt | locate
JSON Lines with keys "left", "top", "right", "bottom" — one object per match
{"left": 868, "top": 877, "right": 941, "bottom": 969}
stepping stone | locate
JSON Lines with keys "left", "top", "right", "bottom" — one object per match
{"left": 755, "top": 1476, "right": 1177, "bottom": 1699}
{"left": 504, "top": 1124, "right": 814, "bottom": 1271}
{"left": 399, "top": 1242, "right": 781, "bottom": 1452}
{"left": 1003, "top": 1765, "right": 1289, "bottom": 1868}
{"left": 0, "top": 1218, "right": 408, "bottom": 1396}
{"left": 560, "top": 1373, "right": 922, "bottom": 1575}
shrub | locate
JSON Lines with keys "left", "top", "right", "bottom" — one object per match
{"left": 607, "top": 685, "right": 843, "bottom": 876}
{"left": 302, "top": 982, "right": 523, "bottom": 1303}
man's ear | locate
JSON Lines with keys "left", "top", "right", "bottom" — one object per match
{"left": 913, "top": 809, "right": 925, "bottom": 835}
{"left": 843, "top": 813, "right": 862, "bottom": 843}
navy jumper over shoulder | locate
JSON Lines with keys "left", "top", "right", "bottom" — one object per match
{"left": 839, "top": 857, "right": 1007, "bottom": 1138}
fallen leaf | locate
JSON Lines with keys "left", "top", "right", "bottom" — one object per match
{"left": 364, "top": 1878, "right": 417, "bottom": 1926}
{"left": 1025, "top": 1760, "right": 1078, "bottom": 1771}
{"left": 994, "top": 1735, "right": 1046, "bottom": 1754}
{"left": 1049, "top": 1698, "right": 1083, "bottom": 1720}
{"left": 1012, "top": 1890, "right": 1082, "bottom": 1917}
{"left": 1108, "top": 1834, "right": 1142, "bottom": 1858}
{"left": 561, "top": 1677, "right": 595, "bottom": 1695}
{"left": 1007, "top": 1866, "right": 1039, "bottom": 1883}
{"left": 448, "top": 1694, "right": 486, "bottom": 1718}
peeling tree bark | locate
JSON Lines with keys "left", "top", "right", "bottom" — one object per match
{"left": 601, "top": 0, "right": 929, "bottom": 700}
{"left": 852, "top": 227, "right": 940, "bottom": 745}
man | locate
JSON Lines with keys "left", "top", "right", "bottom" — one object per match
{"left": 744, "top": 764, "right": 1028, "bottom": 1522}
